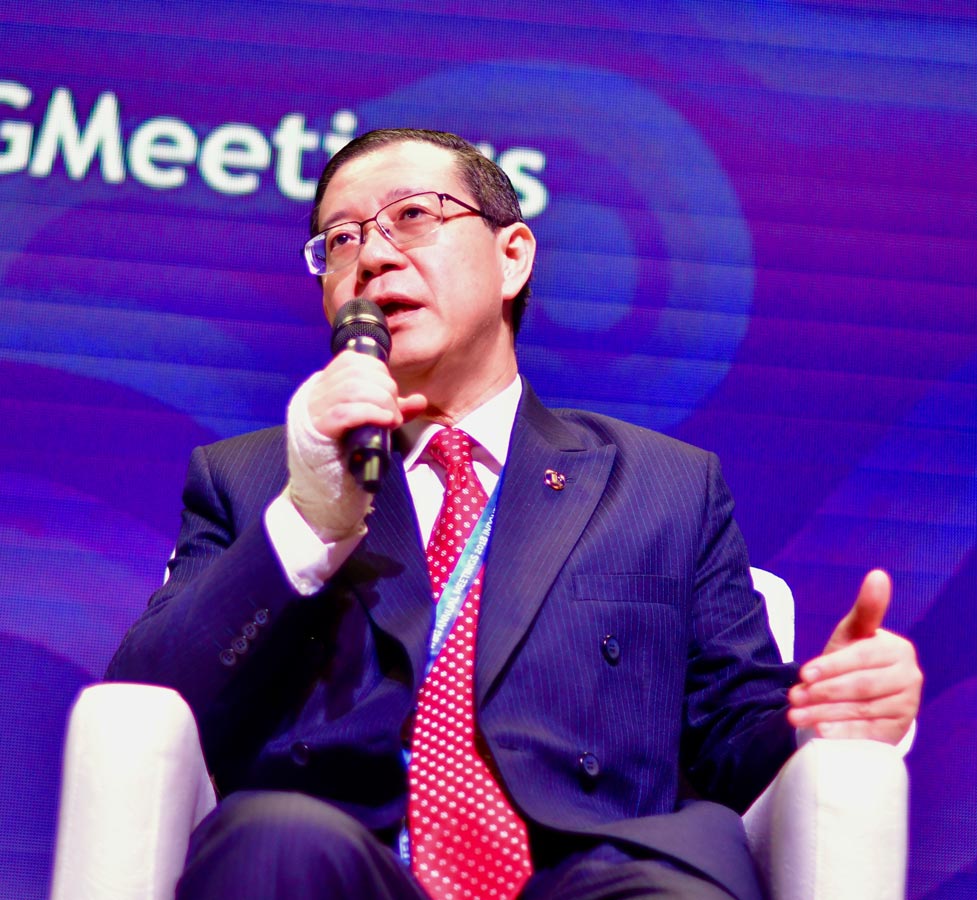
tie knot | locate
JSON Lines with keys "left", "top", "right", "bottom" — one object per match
{"left": 427, "top": 428, "right": 475, "bottom": 475}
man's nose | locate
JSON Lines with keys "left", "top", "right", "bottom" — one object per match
{"left": 356, "top": 221, "right": 404, "bottom": 280}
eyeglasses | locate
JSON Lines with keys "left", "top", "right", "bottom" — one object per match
{"left": 304, "top": 191, "right": 488, "bottom": 276}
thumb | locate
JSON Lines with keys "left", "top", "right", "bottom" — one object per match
{"left": 823, "top": 568, "right": 892, "bottom": 653}
{"left": 398, "top": 393, "right": 428, "bottom": 423}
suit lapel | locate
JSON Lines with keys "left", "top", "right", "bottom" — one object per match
{"left": 344, "top": 384, "right": 617, "bottom": 702}
{"left": 347, "top": 452, "right": 434, "bottom": 693}
{"left": 476, "top": 383, "right": 616, "bottom": 703}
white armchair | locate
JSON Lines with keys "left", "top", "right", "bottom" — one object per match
{"left": 49, "top": 570, "right": 908, "bottom": 900}
{"left": 50, "top": 682, "right": 216, "bottom": 900}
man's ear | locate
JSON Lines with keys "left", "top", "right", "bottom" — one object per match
{"left": 498, "top": 222, "right": 536, "bottom": 301}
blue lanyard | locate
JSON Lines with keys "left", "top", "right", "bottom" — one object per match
{"left": 423, "top": 479, "right": 500, "bottom": 677}
{"left": 398, "top": 477, "right": 501, "bottom": 864}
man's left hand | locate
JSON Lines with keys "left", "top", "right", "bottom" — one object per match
{"left": 787, "top": 569, "right": 922, "bottom": 743}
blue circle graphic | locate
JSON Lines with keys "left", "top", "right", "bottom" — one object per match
{"left": 357, "top": 61, "right": 754, "bottom": 431}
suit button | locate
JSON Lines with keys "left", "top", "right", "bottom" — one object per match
{"left": 242, "top": 623, "right": 258, "bottom": 640}
{"left": 254, "top": 609, "right": 270, "bottom": 626}
{"left": 601, "top": 635, "right": 621, "bottom": 665}
{"left": 290, "top": 741, "right": 311, "bottom": 766}
{"left": 219, "top": 649, "right": 236, "bottom": 667}
{"left": 231, "top": 636, "right": 249, "bottom": 654}
{"left": 578, "top": 752, "right": 600, "bottom": 781}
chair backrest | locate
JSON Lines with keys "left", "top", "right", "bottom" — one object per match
{"left": 750, "top": 567, "right": 795, "bottom": 663}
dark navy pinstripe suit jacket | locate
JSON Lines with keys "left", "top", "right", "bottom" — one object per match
{"left": 108, "top": 378, "right": 798, "bottom": 899}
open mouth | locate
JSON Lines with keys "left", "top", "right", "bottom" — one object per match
{"left": 377, "top": 299, "right": 419, "bottom": 321}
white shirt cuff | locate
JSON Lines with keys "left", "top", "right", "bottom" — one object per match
{"left": 263, "top": 490, "right": 365, "bottom": 596}
{"left": 794, "top": 717, "right": 916, "bottom": 756}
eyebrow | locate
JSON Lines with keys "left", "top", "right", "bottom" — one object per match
{"left": 319, "top": 187, "right": 431, "bottom": 231}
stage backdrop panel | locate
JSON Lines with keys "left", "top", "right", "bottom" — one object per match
{"left": 1, "top": 3, "right": 974, "bottom": 897}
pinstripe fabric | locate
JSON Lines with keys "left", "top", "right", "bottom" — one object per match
{"left": 106, "top": 379, "right": 797, "bottom": 900}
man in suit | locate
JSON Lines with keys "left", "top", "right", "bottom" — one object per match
{"left": 107, "top": 129, "right": 921, "bottom": 899}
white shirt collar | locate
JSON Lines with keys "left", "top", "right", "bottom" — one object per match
{"left": 400, "top": 375, "right": 523, "bottom": 472}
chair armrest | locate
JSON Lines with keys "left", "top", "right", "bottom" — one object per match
{"left": 50, "top": 683, "right": 217, "bottom": 900}
{"left": 742, "top": 738, "right": 907, "bottom": 900}
{"left": 750, "top": 566, "right": 795, "bottom": 663}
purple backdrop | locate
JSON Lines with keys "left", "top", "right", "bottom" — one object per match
{"left": 1, "top": 2, "right": 975, "bottom": 897}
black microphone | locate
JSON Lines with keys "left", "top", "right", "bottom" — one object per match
{"left": 330, "top": 299, "right": 392, "bottom": 493}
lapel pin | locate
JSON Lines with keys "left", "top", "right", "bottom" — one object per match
{"left": 544, "top": 469, "right": 567, "bottom": 491}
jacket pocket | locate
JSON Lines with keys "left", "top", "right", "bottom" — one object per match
{"left": 572, "top": 573, "right": 682, "bottom": 606}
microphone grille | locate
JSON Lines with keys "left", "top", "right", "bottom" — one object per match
{"left": 330, "top": 299, "right": 391, "bottom": 356}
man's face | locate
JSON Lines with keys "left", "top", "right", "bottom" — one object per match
{"left": 316, "top": 141, "right": 528, "bottom": 401}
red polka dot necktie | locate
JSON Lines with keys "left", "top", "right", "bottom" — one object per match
{"left": 408, "top": 428, "right": 533, "bottom": 900}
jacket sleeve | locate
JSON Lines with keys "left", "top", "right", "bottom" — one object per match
{"left": 105, "top": 436, "right": 339, "bottom": 771}
{"left": 679, "top": 451, "right": 799, "bottom": 813}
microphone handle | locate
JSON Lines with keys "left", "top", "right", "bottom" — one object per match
{"left": 345, "top": 423, "right": 390, "bottom": 493}
{"left": 340, "top": 334, "right": 390, "bottom": 493}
